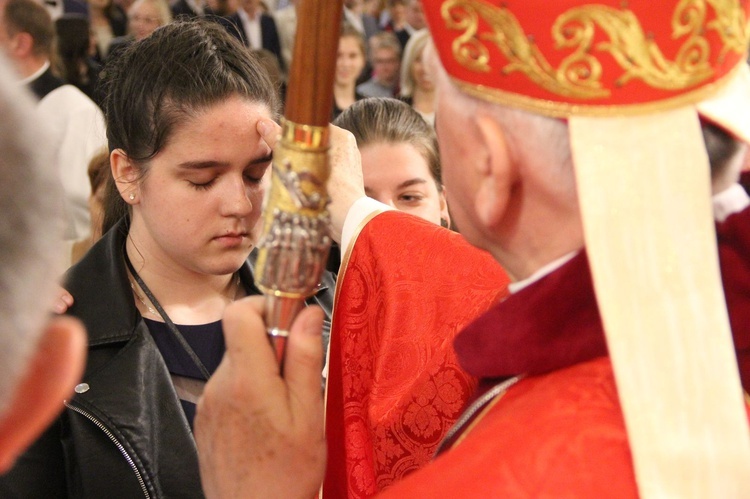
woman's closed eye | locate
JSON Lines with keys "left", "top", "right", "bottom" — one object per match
{"left": 398, "top": 192, "right": 426, "bottom": 204}
{"left": 189, "top": 177, "right": 218, "bottom": 190}
{"left": 243, "top": 170, "right": 265, "bottom": 185}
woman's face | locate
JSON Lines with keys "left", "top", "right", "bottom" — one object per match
{"left": 128, "top": 1, "right": 163, "bottom": 41}
{"left": 127, "top": 96, "right": 273, "bottom": 277}
{"left": 336, "top": 35, "right": 366, "bottom": 87}
{"left": 410, "top": 46, "right": 434, "bottom": 92}
{"left": 360, "top": 141, "right": 448, "bottom": 226}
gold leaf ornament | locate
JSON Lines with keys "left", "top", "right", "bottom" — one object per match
{"left": 440, "top": 0, "right": 748, "bottom": 100}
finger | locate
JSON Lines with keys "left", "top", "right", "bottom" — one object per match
{"left": 52, "top": 298, "right": 68, "bottom": 315}
{"left": 257, "top": 119, "right": 282, "bottom": 150}
{"left": 283, "top": 306, "right": 324, "bottom": 410}
{"left": 52, "top": 286, "right": 74, "bottom": 314}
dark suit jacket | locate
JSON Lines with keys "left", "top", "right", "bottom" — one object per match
{"left": 63, "top": 0, "right": 88, "bottom": 15}
{"left": 171, "top": 0, "right": 201, "bottom": 19}
{"left": 28, "top": 67, "right": 65, "bottom": 100}
{"left": 217, "top": 12, "right": 284, "bottom": 71}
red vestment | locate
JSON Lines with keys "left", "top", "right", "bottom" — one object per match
{"left": 323, "top": 211, "right": 509, "bottom": 498}
{"left": 326, "top": 205, "right": 750, "bottom": 498}
{"left": 381, "top": 207, "right": 750, "bottom": 496}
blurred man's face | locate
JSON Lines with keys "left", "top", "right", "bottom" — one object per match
{"left": 372, "top": 47, "right": 400, "bottom": 86}
{"left": 406, "top": 0, "right": 425, "bottom": 30}
{"left": 240, "top": 0, "right": 261, "bottom": 13}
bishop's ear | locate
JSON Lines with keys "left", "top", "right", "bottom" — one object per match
{"left": 0, "top": 317, "right": 86, "bottom": 473}
{"left": 110, "top": 149, "right": 140, "bottom": 204}
{"left": 473, "top": 112, "right": 517, "bottom": 229}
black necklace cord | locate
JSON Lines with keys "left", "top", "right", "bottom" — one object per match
{"left": 124, "top": 250, "right": 212, "bottom": 381}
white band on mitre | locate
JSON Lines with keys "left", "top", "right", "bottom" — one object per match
{"left": 570, "top": 105, "right": 750, "bottom": 497}
{"left": 697, "top": 64, "right": 750, "bottom": 145}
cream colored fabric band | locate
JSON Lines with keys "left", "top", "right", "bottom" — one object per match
{"left": 570, "top": 108, "right": 750, "bottom": 498}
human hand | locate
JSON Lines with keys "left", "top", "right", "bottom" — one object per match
{"left": 255, "top": 120, "right": 365, "bottom": 244}
{"left": 326, "top": 125, "right": 365, "bottom": 244}
{"left": 194, "top": 296, "right": 326, "bottom": 499}
{"left": 52, "top": 286, "right": 74, "bottom": 314}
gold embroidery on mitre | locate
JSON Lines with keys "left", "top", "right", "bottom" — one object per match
{"left": 441, "top": 0, "right": 749, "bottom": 100}
{"left": 703, "top": 0, "right": 750, "bottom": 57}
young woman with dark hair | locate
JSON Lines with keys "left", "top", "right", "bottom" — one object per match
{"left": 0, "top": 20, "right": 332, "bottom": 498}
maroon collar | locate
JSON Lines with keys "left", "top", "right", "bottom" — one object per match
{"left": 455, "top": 205, "right": 750, "bottom": 391}
{"left": 717, "top": 206, "right": 750, "bottom": 391}
{"left": 454, "top": 250, "right": 607, "bottom": 379}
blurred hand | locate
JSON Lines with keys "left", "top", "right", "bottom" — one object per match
{"left": 256, "top": 120, "right": 365, "bottom": 244}
{"left": 194, "top": 296, "right": 326, "bottom": 499}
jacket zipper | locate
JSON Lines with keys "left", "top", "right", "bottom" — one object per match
{"left": 64, "top": 401, "right": 151, "bottom": 499}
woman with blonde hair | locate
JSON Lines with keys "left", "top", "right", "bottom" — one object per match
{"left": 398, "top": 28, "right": 435, "bottom": 125}
{"left": 107, "top": 0, "right": 172, "bottom": 58}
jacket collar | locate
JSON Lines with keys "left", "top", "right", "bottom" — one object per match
{"left": 64, "top": 217, "right": 260, "bottom": 347}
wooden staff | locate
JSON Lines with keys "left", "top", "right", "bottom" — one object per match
{"left": 254, "top": 0, "right": 344, "bottom": 367}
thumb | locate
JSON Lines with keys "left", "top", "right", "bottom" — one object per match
{"left": 283, "top": 306, "right": 324, "bottom": 410}
{"left": 257, "top": 119, "right": 282, "bottom": 150}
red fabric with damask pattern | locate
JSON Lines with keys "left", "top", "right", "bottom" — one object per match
{"left": 378, "top": 357, "right": 638, "bottom": 499}
{"left": 379, "top": 357, "right": 750, "bottom": 499}
{"left": 323, "top": 211, "right": 509, "bottom": 498}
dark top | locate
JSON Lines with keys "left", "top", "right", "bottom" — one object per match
{"left": 145, "top": 318, "right": 225, "bottom": 429}
{"left": 383, "top": 21, "right": 411, "bottom": 50}
{"left": 215, "top": 12, "right": 284, "bottom": 72}
{"left": 171, "top": 0, "right": 202, "bottom": 19}
{"left": 332, "top": 91, "right": 365, "bottom": 121}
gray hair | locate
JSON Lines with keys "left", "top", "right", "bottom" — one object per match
{"left": 430, "top": 43, "right": 575, "bottom": 199}
{"left": 0, "top": 55, "right": 66, "bottom": 415}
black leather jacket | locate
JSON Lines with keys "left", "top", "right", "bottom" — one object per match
{"left": 0, "top": 219, "right": 334, "bottom": 498}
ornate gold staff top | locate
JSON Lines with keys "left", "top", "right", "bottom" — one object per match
{"left": 254, "top": 0, "right": 344, "bottom": 366}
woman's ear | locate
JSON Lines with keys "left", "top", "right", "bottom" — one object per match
{"left": 473, "top": 112, "right": 516, "bottom": 230}
{"left": 110, "top": 149, "right": 139, "bottom": 204}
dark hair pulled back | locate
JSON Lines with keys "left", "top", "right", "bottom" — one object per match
{"left": 100, "top": 19, "right": 281, "bottom": 234}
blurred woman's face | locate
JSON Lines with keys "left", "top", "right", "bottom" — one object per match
{"left": 128, "top": 1, "right": 164, "bottom": 41}
{"left": 335, "top": 35, "right": 366, "bottom": 87}
{"left": 389, "top": 3, "right": 406, "bottom": 24}
{"left": 360, "top": 141, "right": 448, "bottom": 226}
{"left": 410, "top": 46, "right": 434, "bottom": 92}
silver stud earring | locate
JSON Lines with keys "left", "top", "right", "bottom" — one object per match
{"left": 129, "top": 193, "right": 135, "bottom": 200}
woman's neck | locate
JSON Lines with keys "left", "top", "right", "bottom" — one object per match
{"left": 125, "top": 238, "right": 242, "bottom": 325}
{"left": 90, "top": 7, "right": 107, "bottom": 24}
{"left": 411, "top": 88, "right": 435, "bottom": 114}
